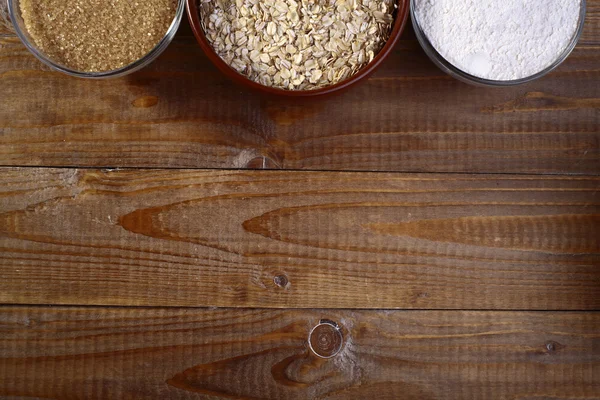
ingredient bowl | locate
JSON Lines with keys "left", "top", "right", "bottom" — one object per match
{"left": 187, "top": 0, "right": 410, "bottom": 97}
{"left": 410, "top": 0, "right": 587, "bottom": 87}
{"left": 8, "top": 0, "right": 185, "bottom": 79}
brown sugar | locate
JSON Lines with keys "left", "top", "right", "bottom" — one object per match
{"left": 20, "top": 0, "right": 177, "bottom": 72}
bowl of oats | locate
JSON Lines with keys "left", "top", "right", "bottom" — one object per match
{"left": 8, "top": 0, "right": 184, "bottom": 78}
{"left": 188, "top": 0, "right": 409, "bottom": 96}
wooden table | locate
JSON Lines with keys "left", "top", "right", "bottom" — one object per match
{"left": 1, "top": 2, "right": 599, "bottom": 398}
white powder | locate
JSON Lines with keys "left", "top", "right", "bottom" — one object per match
{"left": 414, "top": 0, "right": 582, "bottom": 81}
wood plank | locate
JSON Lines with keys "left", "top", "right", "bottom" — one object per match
{"left": 1, "top": 167, "right": 599, "bottom": 309}
{"left": 0, "top": 307, "right": 598, "bottom": 399}
{"left": 583, "top": 0, "right": 600, "bottom": 45}
{"left": 0, "top": 10, "right": 598, "bottom": 173}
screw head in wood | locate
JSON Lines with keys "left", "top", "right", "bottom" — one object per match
{"left": 308, "top": 319, "right": 343, "bottom": 358}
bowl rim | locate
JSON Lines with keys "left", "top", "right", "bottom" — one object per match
{"left": 186, "top": 0, "right": 410, "bottom": 97}
{"left": 409, "top": 0, "right": 587, "bottom": 87}
{"left": 8, "top": 0, "right": 186, "bottom": 79}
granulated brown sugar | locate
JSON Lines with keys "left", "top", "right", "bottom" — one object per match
{"left": 20, "top": 0, "right": 177, "bottom": 72}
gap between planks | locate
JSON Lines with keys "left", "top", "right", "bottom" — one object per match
{"left": 1, "top": 303, "right": 600, "bottom": 312}
{"left": 1, "top": 165, "right": 598, "bottom": 177}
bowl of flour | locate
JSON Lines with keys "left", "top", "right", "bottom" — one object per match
{"left": 411, "top": 0, "right": 586, "bottom": 86}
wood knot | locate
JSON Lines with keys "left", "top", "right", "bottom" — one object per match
{"left": 308, "top": 319, "right": 343, "bottom": 358}
{"left": 132, "top": 96, "right": 158, "bottom": 108}
{"left": 545, "top": 341, "right": 565, "bottom": 353}
{"left": 273, "top": 274, "right": 289, "bottom": 289}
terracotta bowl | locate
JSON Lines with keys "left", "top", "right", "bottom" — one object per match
{"left": 186, "top": 0, "right": 409, "bottom": 97}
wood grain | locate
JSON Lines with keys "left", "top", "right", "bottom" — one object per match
{"left": 2, "top": 2, "right": 599, "bottom": 395}
{"left": 0, "top": 306, "right": 598, "bottom": 399}
{"left": 1, "top": 167, "right": 599, "bottom": 309}
{"left": 584, "top": 0, "right": 600, "bottom": 45}
{"left": 0, "top": 1, "right": 13, "bottom": 37}
{"left": 0, "top": 10, "right": 598, "bottom": 173}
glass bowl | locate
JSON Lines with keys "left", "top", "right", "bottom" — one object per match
{"left": 410, "top": 0, "right": 587, "bottom": 87}
{"left": 187, "top": 0, "right": 410, "bottom": 97}
{"left": 7, "top": 0, "right": 185, "bottom": 79}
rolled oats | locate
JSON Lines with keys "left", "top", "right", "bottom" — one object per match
{"left": 200, "top": 0, "right": 395, "bottom": 90}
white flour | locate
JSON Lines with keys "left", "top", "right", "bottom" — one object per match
{"left": 414, "top": 0, "right": 582, "bottom": 80}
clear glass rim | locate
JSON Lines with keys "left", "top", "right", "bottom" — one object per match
{"left": 410, "top": 0, "right": 587, "bottom": 87}
{"left": 7, "top": 0, "right": 185, "bottom": 79}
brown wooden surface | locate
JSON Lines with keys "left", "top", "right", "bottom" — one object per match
{"left": 0, "top": 7, "right": 598, "bottom": 173}
{"left": 1, "top": 167, "right": 599, "bottom": 309}
{"left": 0, "top": 307, "right": 598, "bottom": 399}
{"left": 1, "top": 0, "right": 599, "bottom": 397}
